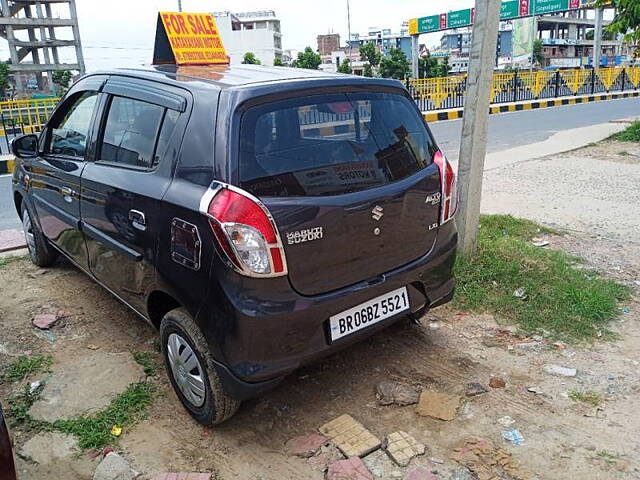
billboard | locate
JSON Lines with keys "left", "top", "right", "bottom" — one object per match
{"left": 512, "top": 17, "right": 535, "bottom": 64}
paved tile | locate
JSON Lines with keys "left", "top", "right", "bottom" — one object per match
{"left": 285, "top": 433, "right": 328, "bottom": 458}
{"left": 0, "top": 229, "right": 24, "bottom": 253}
{"left": 415, "top": 391, "right": 463, "bottom": 421}
{"left": 326, "top": 457, "right": 374, "bottom": 480}
{"left": 319, "top": 414, "right": 381, "bottom": 458}
{"left": 385, "top": 431, "right": 425, "bottom": 467}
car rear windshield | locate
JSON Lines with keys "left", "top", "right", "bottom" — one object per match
{"left": 238, "top": 92, "right": 437, "bottom": 197}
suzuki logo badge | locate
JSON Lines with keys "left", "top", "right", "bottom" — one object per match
{"left": 371, "top": 205, "right": 384, "bottom": 221}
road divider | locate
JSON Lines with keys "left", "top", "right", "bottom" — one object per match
{"left": 424, "top": 90, "right": 640, "bottom": 123}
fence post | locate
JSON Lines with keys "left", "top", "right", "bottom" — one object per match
{"left": 621, "top": 69, "right": 626, "bottom": 92}
{"left": 555, "top": 71, "right": 560, "bottom": 98}
{"left": 512, "top": 71, "right": 518, "bottom": 103}
{"left": 590, "top": 69, "right": 596, "bottom": 94}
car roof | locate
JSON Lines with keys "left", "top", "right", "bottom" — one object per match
{"left": 89, "top": 64, "right": 403, "bottom": 92}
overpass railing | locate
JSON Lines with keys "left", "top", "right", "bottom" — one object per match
{"left": 408, "top": 66, "right": 640, "bottom": 112}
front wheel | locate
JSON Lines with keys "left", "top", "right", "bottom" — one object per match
{"left": 21, "top": 203, "right": 58, "bottom": 267}
{"left": 160, "top": 308, "right": 240, "bottom": 425}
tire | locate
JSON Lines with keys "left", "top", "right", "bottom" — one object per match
{"left": 21, "top": 202, "right": 58, "bottom": 267}
{"left": 160, "top": 308, "right": 240, "bottom": 425}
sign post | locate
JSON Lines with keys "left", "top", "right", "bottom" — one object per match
{"left": 153, "top": 11, "right": 229, "bottom": 65}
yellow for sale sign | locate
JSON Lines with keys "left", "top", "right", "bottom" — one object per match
{"left": 153, "top": 12, "right": 229, "bottom": 65}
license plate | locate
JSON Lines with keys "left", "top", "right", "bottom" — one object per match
{"left": 329, "top": 287, "right": 409, "bottom": 341}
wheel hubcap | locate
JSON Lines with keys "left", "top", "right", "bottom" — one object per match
{"left": 167, "top": 333, "right": 206, "bottom": 407}
{"left": 22, "top": 210, "right": 36, "bottom": 255}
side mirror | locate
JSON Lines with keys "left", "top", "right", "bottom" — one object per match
{"left": 11, "top": 134, "right": 39, "bottom": 159}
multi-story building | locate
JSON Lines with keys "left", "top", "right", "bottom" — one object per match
{"left": 213, "top": 10, "right": 283, "bottom": 66}
{"left": 347, "top": 23, "right": 413, "bottom": 60}
{"left": 317, "top": 33, "right": 340, "bottom": 57}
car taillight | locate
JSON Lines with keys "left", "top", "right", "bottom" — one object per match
{"left": 433, "top": 150, "right": 457, "bottom": 224}
{"left": 206, "top": 187, "right": 287, "bottom": 277}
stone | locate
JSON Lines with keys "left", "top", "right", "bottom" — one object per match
{"left": 376, "top": 381, "right": 420, "bottom": 406}
{"left": 29, "top": 352, "right": 145, "bottom": 422}
{"left": 327, "top": 457, "right": 374, "bottom": 480}
{"left": 385, "top": 431, "right": 425, "bottom": 467}
{"left": 149, "top": 475, "right": 210, "bottom": 480}
{"left": 404, "top": 466, "right": 439, "bottom": 480}
{"left": 18, "top": 432, "right": 78, "bottom": 464}
{"left": 415, "top": 391, "right": 463, "bottom": 421}
{"left": 464, "top": 383, "right": 488, "bottom": 397}
{"left": 488, "top": 377, "right": 506, "bottom": 389}
{"left": 362, "top": 449, "right": 398, "bottom": 478}
{"left": 307, "top": 445, "right": 344, "bottom": 472}
{"left": 543, "top": 364, "right": 577, "bottom": 377}
{"left": 32, "top": 313, "right": 59, "bottom": 329}
{"left": 319, "top": 414, "right": 381, "bottom": 458}
{"left": 285, "top": 433, "right": 328, "bottom": 458}
{"left": 93, "top": 453, "right": 138, "bottom": 480}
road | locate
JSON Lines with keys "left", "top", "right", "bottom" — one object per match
{"left": 0, "top": 97, "right": 638, "bottom": 232}
{"left": 430, "top": 97, "right": 640, "bottom": 161}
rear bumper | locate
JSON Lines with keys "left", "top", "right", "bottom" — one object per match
{"left": 204, "top": 221, "right": 457, "bottom": 399}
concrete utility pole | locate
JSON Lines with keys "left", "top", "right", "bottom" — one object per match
{"left": 178, "top": 0, "right": 182, "bottom": 12}
{"left": 593, "top": 6, "right": 603, "bottom": 68}
{"left": 456, "top": 0, "right": 502, "bottom": 256}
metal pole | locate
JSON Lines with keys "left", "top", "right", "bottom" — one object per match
{"left": 593, "top": 7, "right": 603, "bottom": 69}
{"left": 411, "top": 35, "right": 419, "bottom": 78}
{"left": 530, "top": 15, "right": 537, "bottom": 72}
{"left": 456, "top": 0, "right": 502, "bottom": 256}
{"left": 347, "top": 0, "right": 352, "bottom": 57}
{"left": 178, "top": 0, "right": 182, "bottom": 12}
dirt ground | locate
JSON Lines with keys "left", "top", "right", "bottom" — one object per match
{"left": 1, "top": 142, "right": 639, "bottom": 480}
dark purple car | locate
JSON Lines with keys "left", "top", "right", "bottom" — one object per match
{"left": 0, "top": 404, "right": 17, "bottom": 480}
{"left": 11, "top": 65, "right": 457, "bottom": 425}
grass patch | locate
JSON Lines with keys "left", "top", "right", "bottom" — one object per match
{"left": 454, "top": 215, "right": 630, "bottom": 341}
{"left": 568, "top": 389, "right": 603, "bottom": 407}
{"left": 611, "top": 121, "right": 640, "bottom": 142}
{"left": 597, "top": 450, "right": 620, "bottom": 466}
{"left": 1, "top": 354, "right": 52, "bottom": 384}
{"left": 0, "top": 256, "right": 23, "bottom": 268}
{"left": 132, "top": 351, "right": 159, "bottom": 377}
{"left": 5, "top": 383, "right": 50, "bottom": 431}
{"left": 52, "top": 382, "right": 154, "bottom": 449}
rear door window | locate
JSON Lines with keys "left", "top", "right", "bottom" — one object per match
{"left": 239, "top": 92, "right": 436, "bottom": 197}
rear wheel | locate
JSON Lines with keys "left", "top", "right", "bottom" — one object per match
{"left": 160, "top": 308, "right": 239, "bottom": 425}
{"left": 21, "top": 203, "right": 58, "bottom": 267}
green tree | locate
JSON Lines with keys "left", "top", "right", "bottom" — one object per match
{"left": 52, "top": 69, "right": 72, "bottom": 95}
{"left": 273, "top": 56, "right": 284, "bottom": 66}
{"left": 336, "top": 58, "right": 352, "bottom": 74}
{"left": 291, "top": 47, "right": 322, "bottom": 70}
{"left": 242, "top": 52, "right": 261, "bottom": 65}
{"left": 532, "top": 39, "right": 545, "bottom": 67}
{"left": 363, "top": 63, "right": 374, "bottom": 77}
{"left": 0, "top": 62, "right": 11, "bottom": 98}
{"left": 378, "top": 48, "right": 411, "bottom": 80}
{"left": 359, "top": 42, "right": 381, "bottom": 67}
{"left": 418, "top": 56, "right": 451, "bottom": 78}
{"left": 586, "top": 29, "right": 615, "bottom": 41}
{"left": 597, "top": 0, "right": 640, "bottom": 47}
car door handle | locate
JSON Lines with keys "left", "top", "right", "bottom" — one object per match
{"left": 60, "top": 187, "right": 74, "bottom": 203}
{"left": 129, "top": 210, "right": 146, "bottom": 231}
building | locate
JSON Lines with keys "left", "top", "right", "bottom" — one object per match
{"left": 438, "top": 27, "right": 513, "bottom": 73}
{"left": 317, "top": 33, "right": 340, "bottom": 56}
{"left": 0, "top": 0, "right": 85, "bottom": 95}
{"left": 537, "top": 10, "right": 628, "bottom": 67}
{"left": 213, "top": 10, "right": 282, "bottom": 66}
{"left": 435, "top": 8, "right": 629, "bottom": 72}
{"left": 347, "top": 23, "right": 413, "bottom": 60}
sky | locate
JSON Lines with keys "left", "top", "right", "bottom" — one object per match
{"left": 0, "top": 0, "right": 473, "bottom": 72}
